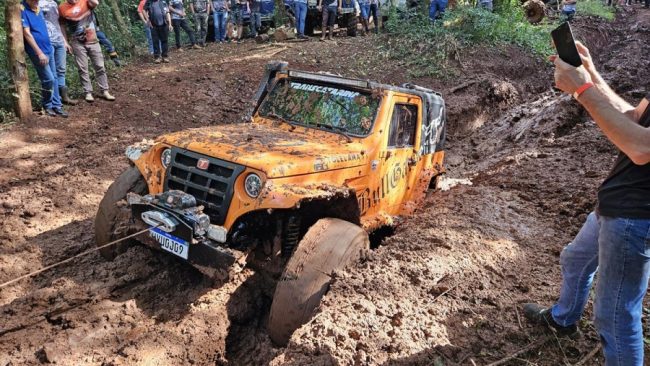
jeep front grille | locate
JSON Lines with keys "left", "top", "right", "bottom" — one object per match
{"left": 164, "top": 148, "right": 245, "bottom": 225}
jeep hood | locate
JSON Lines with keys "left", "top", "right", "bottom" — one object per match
{"left": 157, "top": 123, "right": 369, "bottom": 178}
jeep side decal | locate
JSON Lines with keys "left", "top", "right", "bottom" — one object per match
{"left": 357, "top": 161, "right": 409, "bottom": 215}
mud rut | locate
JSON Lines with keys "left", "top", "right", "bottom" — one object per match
{"left": 1, "top": 8, "right": 650, "bottom": 365}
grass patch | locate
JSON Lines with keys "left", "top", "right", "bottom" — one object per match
{"left": 382, "top": 3, "right": 556, "bottom": 77}
{"left": 577, "top": 0, "right": 615, "bottom": 20}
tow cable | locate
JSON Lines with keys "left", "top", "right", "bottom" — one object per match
{"left": 0, "top": 224, "right": 161, "bottom": 289}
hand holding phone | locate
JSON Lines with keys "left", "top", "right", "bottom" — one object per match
{"left": 551, "top": 22, "right": 582, "bottom": 67}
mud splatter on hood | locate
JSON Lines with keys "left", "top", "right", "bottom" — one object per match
{"left": 156, "top": 122, "right": 368, "bottom": 178}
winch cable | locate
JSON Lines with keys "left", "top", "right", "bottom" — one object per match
{"left": 0, "top": 224, "right": 161, "bottom": 289}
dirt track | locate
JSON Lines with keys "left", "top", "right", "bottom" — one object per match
{"left": 1, "top": 7, "right": 650, "bottom": 365}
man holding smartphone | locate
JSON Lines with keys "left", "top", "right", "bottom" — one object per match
{"left": 524, "top": 41, "right": 650, "bottom": 366}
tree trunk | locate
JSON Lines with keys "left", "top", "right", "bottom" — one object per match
{"left": 5, "top": 0, "right": 32, "bottom": 121}
{"left": 104, "top": 0, "right": 135, "bottom": 50}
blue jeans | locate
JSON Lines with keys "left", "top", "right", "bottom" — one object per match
{"left": 213, "top": 11, "right": 227, "bottom": 41}
{"left": 28, "top": 49, "right": 62, "bottom": 110}
{"left": 359, "top": 3, "right": 370, "bottom": 19}
{"left": 250, "top": 12, "right": 261, "bottom": 37}
{"left": 143, "top": 23, "right": 154, "bottom": 54}
{"left": 294, "top": 1, "right": 308, "bottom": 36}
{"left": 52, "top": 41, "right": 67, "bottom": 88}
{"left": 551, "top": 212, "right": 650, "bottom": 366}
{"left": 429, "top": 0, "right": 447, "bottom": 20}
{"left": 96, "top": 30, "right": 116, "bottom": 54}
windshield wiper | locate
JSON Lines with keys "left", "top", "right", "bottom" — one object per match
{"left": 266, "top": 112, "right": 296, "bottom": 131}
{"left": 316, "top": 123, "right": 353, "bottom": 143}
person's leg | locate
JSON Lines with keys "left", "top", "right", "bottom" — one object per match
{"left": 202, "top": 13, "right": 209, "bottom": 44}
{"left": 45, "top": 49, "right": 62, "bottom": 109}
{"left": 296, "top": 2, "right": 306, "bottom": 36}
{"left": 172, "top": 19, "right": 182, "bottom": 48}
{"left": 429, "top": 0, "right": 438, "bottom": 20}
{"left": 151, "top": 26, "right": 162, "bottom": 58}
{"left": 72, "top": 41, "right": 93, "bottom": 94}
{"left": 548, "top": 212, "right": 600, "bottom": 326}
{"left": 51, "top": 42, "right": 66, "bottom": 88}
{"left": 438, "top": 0, "right": 448, "bottom": 17}
{"left": 219, "top": 12, "right": 227, "bottom": 41}
{"left": 180, "top": 19, "right": 196, "bottom": 46}
{"left": 160, "top": 25, "right": 170, "bottom": 58}
{"left": 250, "top": 12, "right": 258, "bottom": 37}
{"left": 144, "top": 23, "right": 155, "bottom": 54}
{"left": 327, "top": 7, "right": 336, "bottom": 39}
{"left": 96, "top": 30, "right": 116, "bottom": 53}
{"left": 594, "top": 216, "right": 650, "bottom": 366}
{"left": 27, "top": 52, "right": 55, "bottom": 110}
{"left": 320, "top": 6, "right": 328, "bottom": 40}
{"left": 87, "top": 42, "right": 110, "bottom": 93}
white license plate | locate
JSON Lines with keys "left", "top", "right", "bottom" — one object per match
{"left": 150, "top": 227, "right": 189, "bottom": 260}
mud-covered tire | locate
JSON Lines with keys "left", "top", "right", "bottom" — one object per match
{"left": 523, "top": 0, "right": 545, "bottom": 23}
{"left": 268, "top": 218, "right": 369, "bottom": 346}
{"left": 94, "top": 166, "right": 148, "bottom": 260}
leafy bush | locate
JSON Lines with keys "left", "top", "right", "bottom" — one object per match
{"left": 383, "top": 1, "right": 555, "bottom": 77}
{"left": 577, "top": 0, "right": 615, "bottom": 20}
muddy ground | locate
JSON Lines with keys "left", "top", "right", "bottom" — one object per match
{"left": 1, "top": 6, "right": 650, "bottom": 365}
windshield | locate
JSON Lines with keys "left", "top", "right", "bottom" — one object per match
{"left": 258, "top": 79, "right": 380, "bottom": 136}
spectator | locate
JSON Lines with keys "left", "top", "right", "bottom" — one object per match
{"left": 294, "top": 0, "right": 308, "bottom": 39}
{"left": 212, "top": 0, "right": 229, "bottom": 42}
{"left": 249, "top": 0, "right": 262, "bottom": 38}
{"left": 138, "top": 0, "right": 155, "bottom": 54}
{"left": 317, "top": 0, "right": 341, "bottom": 41}
{"left": 524, "top": 41, "right": 650, "bottom": 366}
{"left": 429, "top": 0, "right": 447, "bottom": 21}
{"left": 21, "top": 0, "right": 68, "bottom": 117}
{"left": 561, "top": 0, "right": 576, "bottom": 21}
{"left": 169, "top": 0, "right": 199, "bottom": 50}
{"left": 58, "top": 0, "right": 115, "bottom": 102}
{"left": 190, "top": 0, "right": 210, "bottom": 47}
{"left": 143, "top": 0, "right": 173, "bottom": 63}
{"left": 368, "top": 0, "right": 379, "bottom": 34}
{"left": 39, "top": 0, "right": 77, "bottom": 106}
{"left": 233, "top": 0, "right": 249, "bottom": 42}
{"left": 90, "top": 12, "right": 122, "bottom": 66}
{"left": 478, "top": 0, "right": 493, "bottom": 11}
{"left": 358, "top": 0, "right": 370, "bottom": 35}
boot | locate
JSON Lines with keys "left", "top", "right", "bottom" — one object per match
{"left": 109, "top": 52, "right": 122, "bottom": 67}
{"left": 522, "top": 303, "right": 581, "bottom": 339}
{"left": 59, "top": 86, "right": 78, "bottom": 105}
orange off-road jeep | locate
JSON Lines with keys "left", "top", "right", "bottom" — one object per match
{"left": 95, "top": 61, "right": 446, "bottom": 345}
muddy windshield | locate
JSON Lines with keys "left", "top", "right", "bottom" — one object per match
{"left": 258, "top": 79, "right": 380, "bottom": 136}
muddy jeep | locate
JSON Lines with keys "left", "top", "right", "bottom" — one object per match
{"left": 95, "top": 61, "right": 446, "bottom": 345}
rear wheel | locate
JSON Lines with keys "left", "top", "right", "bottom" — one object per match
{"left": 268, "top": 218, "right": 369, "bottom": 345}
{"left": 94, "top": 167, "right": 148, "bottom": 260}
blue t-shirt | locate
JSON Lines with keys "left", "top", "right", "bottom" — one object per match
{"left": 21, "top": 1, "right": 53, "bottom": 56}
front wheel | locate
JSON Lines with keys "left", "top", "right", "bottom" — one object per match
{"left": 94, "top": 167, "right": 148, "bottom": 260}
{"left": 267, "top": 218, "right": 369, "bottom": 345}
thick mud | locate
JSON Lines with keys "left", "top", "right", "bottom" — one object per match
{"left": 1, "top": 6, "right": 649, "bottom": 365}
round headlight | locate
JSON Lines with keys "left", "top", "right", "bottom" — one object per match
{"left": 161, "top": 148, "right": 172, "bottom": 169}
{"left": 244, "top": 173, "right": 262, "bottom": 198}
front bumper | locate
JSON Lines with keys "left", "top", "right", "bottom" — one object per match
{"left": 127, "top": 191, "right": 247, "bottom": 280}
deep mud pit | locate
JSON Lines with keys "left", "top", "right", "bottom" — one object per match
{"left": 2, "top": 7, "right": 650, "bottom": 365}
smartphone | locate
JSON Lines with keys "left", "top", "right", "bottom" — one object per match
{"left": 551, "top": 22, "right": 582, "bottom": 67}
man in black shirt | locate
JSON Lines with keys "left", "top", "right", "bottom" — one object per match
{"left": 524, "top": 42, "right": 650, "bottom": 366}
{"left": 143, "top": 0, "right": 173, "bottom": 63}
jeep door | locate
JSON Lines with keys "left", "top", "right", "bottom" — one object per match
{"left": 377, "top": 94, "right": 422, "bottom": 215}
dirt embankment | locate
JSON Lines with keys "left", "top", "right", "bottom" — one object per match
{"left": 1, "top": 7, "right": 649, "bottom": 365}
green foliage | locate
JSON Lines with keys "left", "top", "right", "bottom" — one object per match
{"left": 383, "top": 1, "right": 555, "bottom": 77}
{"left": 577, "top": 0, "right": 615, "bottom": 20}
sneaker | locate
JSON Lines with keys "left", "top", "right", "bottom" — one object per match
{"left": 192, "top": 44, "right": 201, "bottom": 49}
{"left": 177, "top": 47, "right": 185, "bottom": 52}
{"left": 44, "top": 108, "right": 57, "bottom": 117}
{"left": 154, "top": 57, "right": 162, "bottom": 64}
{"left": 162, "top": 57, "right": 170, "bottom": 63}
{"left": 101, "top": 91, "right": 116, "bottom": 101}
{"left": 53, "top": 107, "right": 68, "bottom": 118}
{"left": 85, "top": 93, "right": 95, "bottom": 103}
{"left": 522, "top": 303, "right": 581, "bottom": 338}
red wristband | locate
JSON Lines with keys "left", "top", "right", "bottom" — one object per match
{"left": 573, "top": 82, "right": 594, "bottom": 99}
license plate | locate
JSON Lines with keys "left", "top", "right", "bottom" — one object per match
{"left": 149, "top": 227, "right": 189, "bottom": 260}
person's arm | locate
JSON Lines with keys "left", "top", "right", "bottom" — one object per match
{"left": 554, "top": 57, "right": 650, "bottom": 165}
{"left": 317, "top": 0, "right": 322, "bottom": 10}
{"left": 338, "top": 0, "right": 342, "bottom": 11}
{"left": 23, "top": 27, "right": 48, "bottom": 65}
{"left": 207, "top": 2, "right": 212, "bottom": 13}
{"left": 166, "top": 11, "right": 173, "bottom": 30}
{"left": 574, "top": 41, "right": 635, "bottom": 117}
{"left": 190, "top": 1, "right": 195, "bottom": 13}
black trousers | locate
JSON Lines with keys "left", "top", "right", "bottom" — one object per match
{"left": 151, "top": 24, "right": 169, "bottom": 58}
{"left": 172, "top": 18, "right": 196, "bottom": 48}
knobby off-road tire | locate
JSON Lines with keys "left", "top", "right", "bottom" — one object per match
{"left": 268, "top": 218, "right": 369, "bottom": 346}
{"left": 523, "top": 0, "right": 545, "bottom": 23}
{"left": 95, "top": 166, "right": 148, "bottom": 260}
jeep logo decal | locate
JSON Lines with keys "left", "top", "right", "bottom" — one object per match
{"left": 197, "top": 158, "right": 210, "bottom": 170}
